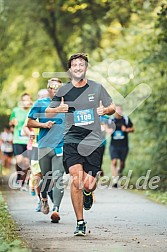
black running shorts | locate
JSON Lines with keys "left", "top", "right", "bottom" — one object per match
{"left": 109, "top": 145, "right": 129, "bottom": 162}
{"left": 63, "top": 143, "right": 103, "bottom": 177}
{"left": 13, "top": 144, "right": 29, "bottom": 158}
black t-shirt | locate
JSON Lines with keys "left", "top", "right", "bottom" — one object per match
{"left": 108, "top": 116, "right": 133, "bottom": 147}
{"left": 49, "top": 80, "right": 112, "bottom": 146}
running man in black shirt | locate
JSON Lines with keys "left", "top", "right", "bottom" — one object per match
{"left": 107, "top": 105, "right": 134, "bottom": 187}
{"left": 45, "top": 53, "right": 115, "bottom": 236}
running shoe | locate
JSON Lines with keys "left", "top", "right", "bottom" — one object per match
{"left": 51, "top": 208, "right": 60, "bottom": 223}
{"left": 12, "top": 180, "right": 21, "bottom": 189}
{"left": 40, "top": 200, "right": 49, "bottom": 214}
{"left": 112, "top": 176, "right": 119, "bottom": 188}
{"left": 31, "top": 190, "right": 36, "bottom": 196}
{"left": 20, "top": 185, "right": 28, "bottom": 192}
{"left": 74, "top": 221, "right": 87, "bottom": 236}
{"left": 83, "top": 190, "right": 93, "bottom": 210}
{"left": 113, "top": 183, "right": 118, "bottom": 188}
{"left": 35, "top": 202, "right": 41, "bottom": 212}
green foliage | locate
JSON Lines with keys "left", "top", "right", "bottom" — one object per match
{"left": 0, "top": 240, "right": 30, "bottom": 252}
{"left": 156, "top": 3, "right": 167, "bottom": 43}
{"left": 145, "top": 190, "right": 167, "bottom": 205}
{"left": 0, "top": 192, "right": 31, "bottom": 252}
{"left": 93, "top": 0, "right": 167, "bottom": 191}
{"left": 0, "top": 114, "right": 9, "bottom": 131}
{"left": 0, "top": 0, "right": 166, "bottom": 190}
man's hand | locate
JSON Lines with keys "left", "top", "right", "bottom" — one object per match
{"left": 43, "top": 121, "right": 55, "bottom": 129}
{"left": 121, "top": 125, "right": 127, "bottom": 132}
{"left": 58, "top": 97, "right": 69, "bottom": 113}
{"left": 97, "top": 100, "right": 105, "bottom": 116}
{"left": 10, "top": 118, "right": 18, "bottom": 126}
{"left": 121, "top": 125, "right": 134, "bottom": 133}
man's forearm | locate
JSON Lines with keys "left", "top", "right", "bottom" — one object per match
{"left": 104, "top": 103, "right": 115, "bottom": 115}
{"left": 27, "top": 118, "right": 44, "bottom": 128}
{"left": 45, "top": 107, "right": 59, "bottom": 118}
{"left": 127, "top": 127, "right": 134, "bottom": 133}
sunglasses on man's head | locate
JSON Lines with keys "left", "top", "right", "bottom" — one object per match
{"left": 48, "top": 85, "right": 60, "bottom": 90}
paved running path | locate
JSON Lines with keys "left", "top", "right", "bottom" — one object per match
{"left": 1, "top": 180, "right": 167, "bottom": 252}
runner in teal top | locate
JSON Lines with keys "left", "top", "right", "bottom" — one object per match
{"left": 27, "top": 78, "right": 65, "bottom": 223}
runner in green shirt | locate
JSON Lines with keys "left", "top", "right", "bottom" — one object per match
{"left": 9, "top": 93, "right": 32, "bottom": 190}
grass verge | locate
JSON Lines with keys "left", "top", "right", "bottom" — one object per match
{"left": 0, "top": 191, "right": 31, "bottom": 252}
{"left": 144, "top": 190, "right": 167, "bottom": 205}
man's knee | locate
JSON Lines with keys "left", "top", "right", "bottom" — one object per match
{"left": 16, "top": 154, "right": 24, "bottom": 164}
{"left": 83, "top": 174, "right": 97, "bottom": 192}
{"left": 112, "top": 159, "right": 117, "bottom": 166}
{"left": 16, "top": 156, "right": 30, "bottom": 169}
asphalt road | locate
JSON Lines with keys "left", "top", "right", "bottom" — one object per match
{"left": 1, "top": 178, "right": 167, "bottom": 252}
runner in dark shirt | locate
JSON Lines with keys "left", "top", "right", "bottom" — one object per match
{"left": 46, "top": 53, "right": 115, "bottom": 236}
{"left": 107, "top": 105, "right": 134, "bottom": 187}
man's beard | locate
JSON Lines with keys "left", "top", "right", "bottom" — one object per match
{"left": 74, "top": 76, "right": 85, "bottom": 82}
{"left": 68, "top": 70, "right": 86, "bottom": 81}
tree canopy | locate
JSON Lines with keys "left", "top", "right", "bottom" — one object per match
{"left": 0, "top": 0, "right": 167, "bottom": 190}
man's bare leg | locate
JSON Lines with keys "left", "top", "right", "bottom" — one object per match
{"left": 69, "top": 164, "right": 84, "bottom": 220}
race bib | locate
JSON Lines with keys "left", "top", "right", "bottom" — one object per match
{"left": 113, "top": 130, "right": 125, "bottom": 140}
{"left": 74, "top": 109, "right": 94, "bottom": 126}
